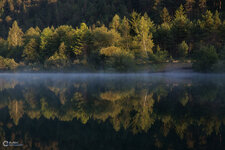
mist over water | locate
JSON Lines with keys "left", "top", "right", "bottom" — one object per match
{"left": 0, "top": 73, "right": 225, "bottom": 149}
{"left": 0, "top": 72, "right": 225, "bottom": 81}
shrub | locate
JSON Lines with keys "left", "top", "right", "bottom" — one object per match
{"left": 193, "top": 45, "right": 218, "bottom": 72}
{"left": 0, "top": 56, "right": 18, "bottom": 70}
{"left": 149, "top": 50, "right": 168, "bottom": 63}
{"left": 100, "top": 46, "right": 135, "bottom": 71}
{"left": 178, "top": 41, "right": 188, "bottom": 58}
{"left": 218, "top": 45, "right": 225, "bottom": 59}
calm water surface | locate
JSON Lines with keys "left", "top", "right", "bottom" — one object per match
{"left": 0, "top": 73, "right": 225, "bottom": 150}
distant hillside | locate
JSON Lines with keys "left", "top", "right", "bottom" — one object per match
{"left": 0, "top": 0, "right": 224, "bottom": 37}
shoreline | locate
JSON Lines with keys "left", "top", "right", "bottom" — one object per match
{"left": 0, "top": 62, "right": 224, "bottom": 74}
{"left": 0, "top": 62, "right": 194, "bottom": 73}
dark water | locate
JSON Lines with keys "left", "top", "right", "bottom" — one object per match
{"left": 0, "top": 73, "right": 225, "bottom": 150}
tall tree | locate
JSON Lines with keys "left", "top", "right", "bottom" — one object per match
{"left": 184, "top": 0, "right": 195, "bottom": 18}
{"left": 201, "top": 10, "right": 214, "bottom": 32}
{"left": 199, "top": 0, "right": 207, "bottom": 13}
{"left": 7, "top": 21, "right": 24, "bottom": 47}
{"left": 131, "top": 13, "right": 154, "bottom": 56}
{"left": 172, "top": 5, "right": 191, "bottom": 56}
{"left": 110, "top": 14, "right": 121, "bottom": 31}
{"left": 47, "top": 42, "right": 69, "bottom": 68}
{"left": 130, "top": 11, "right": 141, "bottom": 36}
{"left": 39, "top": 27, "right": 56, "bottom": 61}
{"left": 24, "top": 27, "right": 40, "bottom": 42}
{"left": 172, "top": 5, "right": 190, "bottom": 43}
{"left": 22, "top": 38, "right": 40, "bottom": 64}
{"left": 178, "top": 41, "right": 189, "bottom": 57}
{"left": 119, "top": 17, "right": 132, "bottom": 50}
{"left": 160, "top": 7, "right": 171, "bottom": 24}
{"left": 213, "top": 10, "right": 221, "bottom": 30}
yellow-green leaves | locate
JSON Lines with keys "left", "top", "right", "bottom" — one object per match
{"left": 7, "top": 21, "right": 24, "bottom": 48}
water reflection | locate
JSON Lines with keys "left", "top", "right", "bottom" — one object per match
{"left": 0, "top": 73, "right": 225, "bottom": 149}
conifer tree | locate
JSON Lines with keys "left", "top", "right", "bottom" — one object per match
{"left": 58, "top": 42, "right": 67, "bottom": 58}
{"left": 172, "top": 5, "right": 190, "bottom": 43}
{"left": 110, "top": 14, "right": 121, "bottom": 31}
{"left": 201, "top": 10, "right": 214, "bottom": 32}
{"left": 25, "top": 27, "right": 40, "bottom": 39}
{"left": 171, "top": 5, "right": 191, "bottom": 56}
{"left": 133, "top": 14, "right": 154, "bottom": 56}
{"left": 119, "top": 17, "right": 131, "bottom": 49}
{"left": 120, "top": 17, "right": 130, "bottom": 37}
{"left": 213, "top": 10, "right": 221, "bottom": 30}
{"left": 174, "top": 5, "right": 187, "bottom": 20}
{"left": 7, "top": 21, "right": 24, "bottom": 47}
{"left": 47, "top": 42, "right": 69, "bottom": 68}
{"left": 130, "top": 11, "right": 141, "bottom": 35}
{"left": 39, "top": 27, "right": 56, "bottom": 61}
{"left": 23, "top": 38, "right": 39, "bottom": 64}
{"left": 185, "top": 0, "right": 195, "bottom": 17}
{"left": 199, "top": 0, "right": 207, "bottom": 13}
{"left": 178, "top": 41, "right": 189, "bottom": 57}
{"left": 160, "top": 7, "right": 171, "bottom": 23}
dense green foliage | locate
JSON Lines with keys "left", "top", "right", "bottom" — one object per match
{"left": 0, "top": 55, "right": 18, "bottom": 70}
{"left": 178, "top": 41, "right": 189, "bottom": 58}
{"left": 0, "top": 0, "right": 224, "bottom": 37}
{"left": 0, "top": 0, "right": 225, "bottom": 72}
{"left": 193, "top": 45, "right": 219, "bottom": 72}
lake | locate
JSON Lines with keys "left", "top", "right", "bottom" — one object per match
{"left": 0, "top": 73, "right": 225, "bottom": 150}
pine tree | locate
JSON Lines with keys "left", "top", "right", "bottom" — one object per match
{"left": 201, "top": 10, "right": 214, "bottom": 32}
{"left": 23, "top": 38, "right": 40, "bottom": 64}
{"left": 154, "top": 22, "right": 173, "bottom": 55}
{"left": 172, "top": 5, "right": 191, "bottom": 56}
{"left": 213, "top": 10, "right": 221, "bottom": 30}
{"left": 110, "top": 14, "right": 121, "bottom": 31}
{"left": 172, "top": 5, "right": 190, "bottom": 43}
{"left": 160, "top": 7, "right": 171, "bottom": 23}
{"left": 199, "top": 0, "right": 207, "bottom": 13}
{"left": 134, "top": 14, "right": 154, "bottom": 56}
{"left": 178, "top": 41, "right": 189, "bottom": 57}
{"left": 120, "top": 17, "right": 130, "bottom": 37}
{"left": 49, "top": 42, "right": 67, "bottom": 61}
{"left": 47, "top": 42, "right": 69, "bottom": 68}
{"left": 174, "top": 5, "right": 187, "bottom": 20}
{"left": 185, "top": 0, "right": 195, "bottom": 18}
{"left": 130, "top": 11, "right": 141, "bottom": 35}
{"left": 58, "top": 42, "right": 67, "bottom": 58}
{"left": 0, "top": 8, "right": 4, "bottom": 17}
{"left": 7, "top": 21, "right": 24, "bottom": 47}
{"left": 40, "top": 27, "right": 56, "bottom": 60}
{"left": 24, "top": 27, "right": 40, "bottom": 44}
{"left": 119, "top": 17, "right": 131, "bottom": 49}
{"left": 25, "top": 27, "right": 40, "bottom": 38}
{"left": 219, "top": 21, "right": 225, "bottom": 42}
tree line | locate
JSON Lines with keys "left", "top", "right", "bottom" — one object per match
{"left": 0, "top": 0, "right": 224, "bottom": 37}
{"left": 0, "top": 5, "right": 225, "bottom": 72}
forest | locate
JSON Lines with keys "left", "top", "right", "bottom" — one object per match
{"left": 0, "top": 0, "right": 225, "bottom": 72}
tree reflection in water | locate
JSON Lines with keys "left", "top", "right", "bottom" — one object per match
{"left": 0, "top": 74, "right": 224, "bottom": 150}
